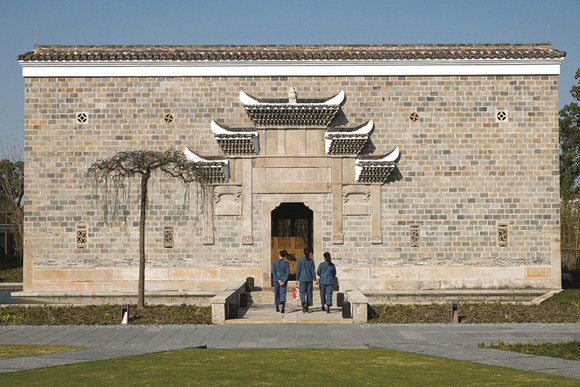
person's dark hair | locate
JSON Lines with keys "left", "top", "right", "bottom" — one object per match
{"left": 280, "top": 249, "right": 288, "bottom": 258}
{"left": 304, "top": 246, "right": 311, "bottom": 258}
{"left": 323, "top": 251, "right": 332, "bottom": 264}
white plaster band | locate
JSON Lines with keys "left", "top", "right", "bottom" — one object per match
{"left": 20, "top": 61, "right": 562, "bottom": 77}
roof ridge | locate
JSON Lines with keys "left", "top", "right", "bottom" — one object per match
{"left": 18, "top": 43, "right": 566, "bottom": 62}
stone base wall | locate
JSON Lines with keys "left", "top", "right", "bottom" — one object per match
{"left": 22, "top": 266, "right": 263, "bottom": 294}
{"left": 339, "top": 265, "right": 555, "bottom": 292}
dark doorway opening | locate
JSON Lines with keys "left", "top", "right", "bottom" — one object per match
{"left": 271, "top": 203, "right": 313, "bottom": 280}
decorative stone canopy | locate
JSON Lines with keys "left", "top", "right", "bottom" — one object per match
{"left": 239, "top": 90, "right": 345, "bottom": 127}
{"left": 325, "top": 120, "right": 373, "bottom": 156}
{"left": 183, "top": 147, "right": 229, "bottom": 183}
{"left": 211, "top": 120, "right": 259, "bottom": 156}
{"left": 355, "top": 147, "right": 400, "bottom": 183}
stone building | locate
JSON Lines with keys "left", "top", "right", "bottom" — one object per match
{"left": 17, "top": 44, "right": 565, "bottom": 302}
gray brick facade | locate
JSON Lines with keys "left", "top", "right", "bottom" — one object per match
{"left": 18, "top": 44, "right": 564, "bottom": 298}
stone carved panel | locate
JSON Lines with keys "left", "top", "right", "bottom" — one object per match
{"left": 343, "top": 186, "right": 371, "bottom": 216}
{"left": 214, "top": 186, "right": 242, "bottom": 216}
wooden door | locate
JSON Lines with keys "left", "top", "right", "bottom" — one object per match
{"left": 271, "top": 236, "right": 308, "bottom": 276}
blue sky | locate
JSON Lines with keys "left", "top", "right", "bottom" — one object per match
{"left": 1, "top": 0, "right": 579, "bottom": 150}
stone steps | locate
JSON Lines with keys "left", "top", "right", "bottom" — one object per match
{"left": 227, "top": 286, "right": 351, "bottom": 324}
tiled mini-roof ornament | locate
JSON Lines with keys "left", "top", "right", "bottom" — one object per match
{"left": 288, "top": 87, "right": 297, "bottom": 104}
{"left": 355, "top": 147, "right": 400, "bottom": 183}
{"left": 184, "top": 147, "right": 229, "bottom": 183}
{"left": 211, "top": 120, "right": 259, "bottom": 156}
{"left": 239, "top": 89, "right": 345, "bottom": 127}
{"left": 325, "top": 120, "right": 374, "bottom": 156}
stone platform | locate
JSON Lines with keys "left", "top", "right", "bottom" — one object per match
{"left": 230, "top": 282, "right": 352, "bottom": 324}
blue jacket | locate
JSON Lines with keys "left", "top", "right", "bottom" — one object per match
{"left": 272, "top": 258, "right": 290, "bottom": 284}
{"left": 296, "top": 256, "right": 316, "bottom": 282}
{"left": 316, "top": 261, "right": 336, "bottom": 285}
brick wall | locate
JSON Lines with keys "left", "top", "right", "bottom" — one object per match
{"left": 23, "top": 74, "right": 560, "bottom": 293}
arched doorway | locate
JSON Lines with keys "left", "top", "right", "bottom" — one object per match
{"left": 271, "top": 203, "right": 313, "bottom": 280}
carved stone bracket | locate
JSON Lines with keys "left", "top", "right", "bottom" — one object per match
{"left": 343, "top": 186, "right": 371, "bottom": 216}
{"left": 214, "top": 186, "right": 242, "bottom": 216}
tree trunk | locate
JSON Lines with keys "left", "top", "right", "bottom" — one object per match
{"left": 137, "top": 170, "right": 150, "bottom": 309}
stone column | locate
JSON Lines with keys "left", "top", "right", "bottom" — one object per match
{"left": 203, "top": 185, "right": 215, "bottom": 245}
{"left": 332, "top": 158, "right": 343, "bottom": 244}
{"left": 241, "top": 158, "right": 253, "bottom": 244}
{"left": 371, "top": 185, "right": 383, "bottom": 244}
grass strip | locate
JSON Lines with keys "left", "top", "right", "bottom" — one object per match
{"left": 0, "top": 347, "right": 576, "bottom": 386}
{"left": 0, "top": 344, "right": 85, "bottom": 360}
{"left": 481, "top": 340, "right": 580, "bottom": 361}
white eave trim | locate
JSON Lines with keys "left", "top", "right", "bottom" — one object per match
{"left": 19, "top": 59, "right": 563, "bottom": 77}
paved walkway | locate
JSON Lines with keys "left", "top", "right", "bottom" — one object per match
{"left": 0, "top": 323, "right": 578, "bottom": 379}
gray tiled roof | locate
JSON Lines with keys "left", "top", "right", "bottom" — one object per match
{"left": 18, "top": 43, "right": 565, "bottom": 62}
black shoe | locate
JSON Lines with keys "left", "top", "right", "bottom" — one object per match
{"left": 321, "top": 305, "right": 325, "bottom": 311}
{"left": 306, "top": 305, "right": 309, "bottom": 313}
{"left": 302, "top": 303, "right": 307, "bottom": 313}
{"left": 276, "top": 305, "right": 280, "bottom": 312}
{"left": 281, "top": 302, "right": 285, "bottom": 314}
{"left": 326, "top": 305, "right": 330, "bottom": 313}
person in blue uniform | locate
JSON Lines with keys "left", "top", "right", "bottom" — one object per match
{"left": 296, "top": 247, "right": 316, "bottom": 313}
{"left": 272, "top": 249, "right": 290, "bottom": 313}
{"left": 316, "top": 251, "right": 337, "bottom": 313}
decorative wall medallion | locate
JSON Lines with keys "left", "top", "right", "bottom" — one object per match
{"left": 76, "top": 112, "right": 88, "bottom": 124}
{"left": 495, "top": 110, "right": 508, "bottom": 122}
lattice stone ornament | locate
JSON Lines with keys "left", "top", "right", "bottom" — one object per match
{"left": 163, "top": 226, "right": 174, "bottom": 248}
{"left": 497, "top": 223, "right": 509, "bottom": 247}
{"left": 76, "top": 224, "right": 88, "bottom": 248}
{"left": 410, "top": 224, "right": 420, "bottom": 247}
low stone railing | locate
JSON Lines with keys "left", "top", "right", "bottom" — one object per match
{"left": 210, "top": 278, "right": 253, "bottom": 324}
{"left": 339, "top": 280, "right": 368, "bottom": 323}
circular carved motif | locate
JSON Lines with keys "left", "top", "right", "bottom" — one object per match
{"left": 409, "top": 112, "right": 419, "bottom": 122}
{"left": 164, "top": 113, "right": 174, "bottom": 123}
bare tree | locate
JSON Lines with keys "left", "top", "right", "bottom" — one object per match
{"left": 0, "top": 144, "right": 24, "bottom": 261}
{"left": 88, "top": 149, "right": 209, "bottom": 309}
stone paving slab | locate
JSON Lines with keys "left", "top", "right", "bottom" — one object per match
{"left": 0, "top": 324, "right": 577, "bottom": 379}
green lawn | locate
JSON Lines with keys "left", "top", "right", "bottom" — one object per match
{"left": 0, "top": 344, "right": 84, "bottom": 360}
{"left": 481, "top": 340, "right": 580, "bottom": 361}
{"left": 0, "top": 348, "right": 576, "bottom": 386}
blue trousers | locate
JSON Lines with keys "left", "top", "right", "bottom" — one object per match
{"left": 299, "top": 281, "right": 313, "bottom": 306}
{"left": 319, "top": 284, "right": 333, "bottom": 306}
{"left": 274, "top": 281, "right": 287, "bottom": 305}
